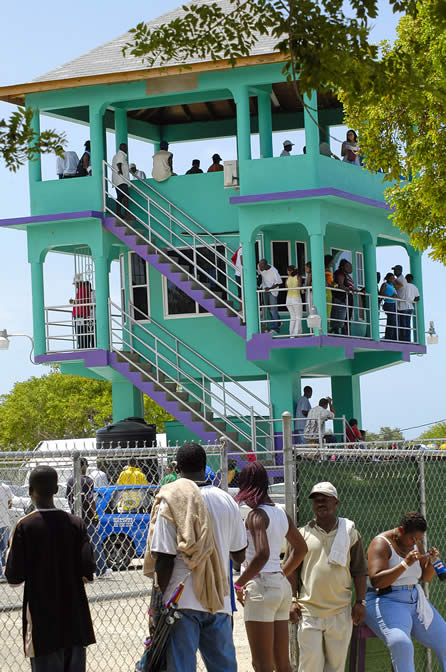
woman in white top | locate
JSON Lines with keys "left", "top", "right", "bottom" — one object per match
{"left": 366, "top": 511, "right": 446, "bottom": 672}
{"left": 234, "top": 462, "right": 307, "bottom": 672}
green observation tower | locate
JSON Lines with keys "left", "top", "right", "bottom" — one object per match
{"left": 0, "top": 0, "right": 426, "bottom": 457}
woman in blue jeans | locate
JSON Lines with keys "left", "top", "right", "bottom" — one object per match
{"left": 366, "top": 511, "right": 446, "bottom": 672}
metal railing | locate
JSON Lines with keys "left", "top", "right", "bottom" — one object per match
{"left": 327, "top": 287, "right": 372, "bottom": 338}
{"left": 109, "top": 300, "right": 272, "bottom": 452}
{"left": 379, "top": 294, "right": 419, "bottom": 344}
{"left": 257, "top": 285, "right": 314, "bottom": 337}
{"left": 44, "top": 303, "right": 96, "bottom": 352}
{"left": 103, "top": 161, "right": 244, "bottom": 322}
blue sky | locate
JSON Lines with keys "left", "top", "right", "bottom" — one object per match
{"left": 0, "top": 1, "right": 445, "bottom": 438}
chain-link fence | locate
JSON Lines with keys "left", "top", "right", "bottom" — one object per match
{"left": 1, "top": 434, "right": 446, "bottom": 671}
{"left": 0, "top": 442, "right": 226, "bottom": 672}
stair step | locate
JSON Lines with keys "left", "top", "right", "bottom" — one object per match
{"left": 153, "top": 381, "right": 176, "bottom": 393}
{"left": 204, "top": 420, "right": 226, "bottom": 433}
{"left": 116, "top": 351, "right": 139, "bottom": 363}
{"left": 178, "top": 400, "right": 202, "bottom": 413}
{"left": 135, "top": 235, "right": 148, "bottom": 246}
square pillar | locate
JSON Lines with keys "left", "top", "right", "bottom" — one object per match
{"left": 233, "top": 86, "right": 252, "bottom": 161}
{"left": 114, "top": 109, "right": 128, "bottom": 152}
{"left": 112, "top": 381, "right": 144, "bottom": 421}
{"left": 409, "top": 249, "right": 425, "bottom": 345}
{"left": 257, "top": 91, "right": 273, "bottom": 159}
{"left": 309, "top": 232, "right": 327, "bottom": 332}
{"left": 363, "top": 235, "right": 379, "bottom": 340}
{"left": 331, "top": 375, "right": 362, "bottom": 428}
{"left": 94, "top": 256, "right": 110, "bottom": 350}
{"left": 89, "top": 103, "right": 106, "bottom": 210}
{"left": 240, "top": 237, "right": 260, "bottom": 339}
{"left": 28, "top": 109, "right": 42, "bottom": 185}
{"left": 30, "top": 260, "right": 46, "bottom": 356}
{"left": 303, "top": 90, "right": 319, "bottom": 157}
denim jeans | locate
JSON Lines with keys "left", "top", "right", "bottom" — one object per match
{"left": 397, "top": 309, "right": 412, "bottom": 341}
{"left": 365, "top": 586, "right": 446, "bottom": 672}
{"left": 263, "top": 291, "right": 280, "bottom": 332}
{"left": 0, "top": 526, "right": 8, "bottom": 578}
{"left": 383, "top": 302, "right": 397, "bottom": 340}
{"left": 86, "top": 523, "right": 107, "bottom": 576}
{"left": 166, "top": 609, "right": 237, "bottom": 672}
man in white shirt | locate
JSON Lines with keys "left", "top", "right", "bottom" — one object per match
{"left": 152, "top": 140, "right": 174, "bottom": 182}
{"left": 56, "top": 148, "right": 79, "bottom": 179}
{"left": 129, "top": 163, "right": 146, "bottom": 180}
{"left": 295, "top": 386, "right": 313, "bottom": 444}
{"left": 0, "top": 482, "right": 12, "bottom": 581}
{"left": 148, "top": 442, "right": 247, "bottom": 672}
{"left": 405, "top": 274, "right": 420, "bottom": 342}
{"left": 304, "top": 397, "right": 335, "bottom": 444}
{"left": 258, "top": 259, "right": 282, "bottom": 334}
{"left": 392, "top": 264, "right": 412, "bottom": 342}
{"left": 280, "top": 139, "right": 294, "bottom": 157}
{"left": 112, "top": 143, "right": 130, "bottom": 219}
{"left": 88, "top": 462, "right": 109, "bottom": 489}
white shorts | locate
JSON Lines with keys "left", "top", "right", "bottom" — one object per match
{"left": 244, "top": 573, "right": 292, "bottom": 623}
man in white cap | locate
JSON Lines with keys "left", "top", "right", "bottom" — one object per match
{"left": 290, "top": 482, "right": 367, "bottom": 672}
{"left": 129, "top": 163, "right": 146, "bottom": 180}
{"left": 280, "top": 139, "right": 294, "bottom": 157}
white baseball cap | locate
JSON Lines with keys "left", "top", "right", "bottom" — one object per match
{"left": 309, "top": 481, "right": 338, "bottom": 499}
{"left": 283, "top": 139, "right": 294, "bottom": 147}
{"left": 73, "top": 273, "right": 83, "bottom": 284}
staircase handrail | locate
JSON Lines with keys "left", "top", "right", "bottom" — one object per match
{"left": 103, "top": 161, "right": 240, "bottom": 284}
{"left": 103, "top": 163, "right": 243, "bottom": 319}
{"left": 109, "top": 302, "right": 271, "bottom": 447}
{"left": 122, "top": 300, "right": 269, "bottom": 412}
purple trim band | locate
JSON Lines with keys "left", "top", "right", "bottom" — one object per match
{"left": 0, "top": 210, "right": 104, "bottom": 228}
{"left": 230, "top": 187, "right": 390, "bottom": 210}
{"left": 35, "top": 349, "right": 111, "bottom": 366}
{"left": 246, "top": 333, "right": 426, "bottom": 361}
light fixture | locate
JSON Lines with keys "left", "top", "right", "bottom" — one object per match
{"left": 307, "top": 305, "right": 323, "bottom": 333}
{"left": 426, "top": 321, "right": 439, "bottom": 345}
{"left": 0, "top": 329, "right": 37, "bottom": 363}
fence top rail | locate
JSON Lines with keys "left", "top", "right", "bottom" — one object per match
{"left": 0, "top": 443, "right": 225, "bottom": 461}
{"left": 293, "top": 446, "right": 446, "bottom": 457}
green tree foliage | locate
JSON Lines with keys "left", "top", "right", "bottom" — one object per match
{"left": 419, "top": 422, "right": 446, "bottom": 441}
{"left": 366, "top": 426, "right": 404, "bottom": 442}
{"left": 125, "top": 0, "right": 446, "bottom": 260}
{"left": 0, "top": 370, "right": 173, "bottom": 451}
{"left": 0, "top": 107, "right": 64, "bottom": 172}
{"left": 340, "top": 1, "right": 446, "bottom": 264}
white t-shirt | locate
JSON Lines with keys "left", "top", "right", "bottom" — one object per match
{"left": 0, "top": 483, "right": 12, "bottom": 528}
{"left": 304, "top": 406, "right": 335, "bottom": 440}
{"left": 406, "top": 283, "right": 420, "bottom": 305}
{"left": 259, "top": 265, "right": 282, "bottom": 297}
{"left": 112, "top": 150, "right": 129, "bottom": 186}
{"left": 235, "top": 247, "right": 243, "bottom": 277}
{"left": 89, "top": 468, "right": 109, "bottom": 488}
{"left": 150, "top": 485, "right": 247, "bottom": 614}
{"left": 133, "top": 169, "right": 146, "bottom": 180}
{"left": 152, "top": 150, "right": 173, "bottom": 182}
{"left": 56, "top": 151, "right": 79, "bottom": 176}
{"left": 395, "top": 274, "right": 411, "bottom": 310}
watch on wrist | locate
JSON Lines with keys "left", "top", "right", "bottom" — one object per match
{"left": 356, "top": 599, "right": 366, "bottom": 607}
{"left": 291, "top": 597, "right": 299, "bottom": 604}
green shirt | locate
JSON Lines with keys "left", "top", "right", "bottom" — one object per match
{"left": 160, "top": 473, "right": 179, "bottom": 486}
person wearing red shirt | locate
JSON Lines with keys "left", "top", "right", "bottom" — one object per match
{"left": 346, "top": 418, "right": 362, "bottom": 443}
{"left": 71, "top": 276, "right": 94, "bottom": 349}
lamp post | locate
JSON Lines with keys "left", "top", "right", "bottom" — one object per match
{"left": 426, "top": 321, "right": 439, "bottom": 345}
{"left": 0, "top": 330, "right": 37, "bottom": 363}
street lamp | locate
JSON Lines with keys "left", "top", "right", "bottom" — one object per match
{"left": 0, "top": 329, "right": 37, "bottom": 363}
{"left": 426, "top": 321, "right": 439, "bottom": 345}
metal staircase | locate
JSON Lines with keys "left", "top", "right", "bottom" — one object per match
{"left": 109, "top": 301, "right": 272, "bottom": 453}
{"left": 103, "top": 162, "right": 246, "bottom": 339}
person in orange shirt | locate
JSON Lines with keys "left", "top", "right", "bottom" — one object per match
{"left": 207, "top": 153, "right": 224, "bottom": 172}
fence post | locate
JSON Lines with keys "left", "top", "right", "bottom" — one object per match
{"left": 282, "top": 411, "right": 298, "bottom": 671}
{"left": 418, "top": 454, "right": 433, "bottom": 672}
{"left": 72, "top": 451, "right": 82, "bottom": 518}
{"left": 220, "top": 439, "right": 228, "bottom": 492}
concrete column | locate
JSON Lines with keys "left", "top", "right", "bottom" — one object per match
{"left": 257, "top": 92, "right": 273, "bottom": 159}
{"left": 94, "top": 256, "right": 110, "bottom": 350}
{"left": 409, "top": 249, "right": 425, "bottom": 345}
{"left": 269, "top": 371, "right": 302, "bottom": 457}
{"left": 234, "top": 86, "right": 252, "bottom": 161}
{"left": 309, "top": 232, "right": 327, "bottom": 332}
{"left": 363, "top": 236, "right": 379, "bottom": 340}
{"left": 89, "top": 104, "right": 105, "bottom": 207}
{"left": 30, "top": 260, "right": 46, "bottom": 356}
{"left": 114, "top": 108, "right": 128, "bottom": 152}
{"left": 319, "top": 124, "right": 330, "bottom": 144}
{"left": 331, "top": 375, "right": 362, "bottom": 428}
{"left": 303, "top": 90, "right": 319, "bottom": 157}
{"left": 112, "top": 380, "right": 144, "bottom": 421}
{"left": 28, "top": 109, "right": 42, "bottom": 184}
{"left": 240, "top": 238, "right": 259, "bottom": 339}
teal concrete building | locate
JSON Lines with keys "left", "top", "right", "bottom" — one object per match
{"left": 0, "top": 1, "right": 426, "bottom": 453}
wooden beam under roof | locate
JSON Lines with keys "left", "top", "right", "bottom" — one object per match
{"left": 182, "top": 104, "right": 193, "bottom": 121}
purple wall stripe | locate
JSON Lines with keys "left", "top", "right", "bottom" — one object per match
{"left": 0, "top": 210, "right": 104, "bottom": 228}
{"left": 230, "top": 187, "right": 390, "bottom": 210}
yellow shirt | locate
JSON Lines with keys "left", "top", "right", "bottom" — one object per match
{"left": 286, "top": 275, "right": 301, "bottom": 299}
{"left": 117, "top": 466, "right": 148, "bottom": 486}
{"left": 297, "top": 520, "right": 367, "bottom": 617}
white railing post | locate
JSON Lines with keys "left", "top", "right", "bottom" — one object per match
{"left": 251, "top": 407, "right": 256, "bottom": 451}
{"left": 342, "top": 415, "right": 347, "bottom": 442}
{"left": 72, "top": 451, "right": 82, "bottom": 518}
{"left": 220, "top": 438, "right": 228, "bottom": 492}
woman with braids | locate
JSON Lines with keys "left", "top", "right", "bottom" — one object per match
{"left": 366, "top": 511, "right": 446, "bottom": 671}
{"left": 234, "top": 462, "right": 307, "bottom": 672}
